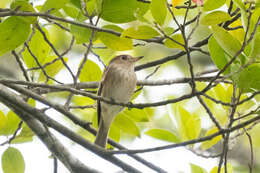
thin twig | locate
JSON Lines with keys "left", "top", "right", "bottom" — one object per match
{"left": 12, "top": 51, "right": 30, "bottom": 81}
{"left": 244, "top": 129, "right": 254, "bottom": 173}
{"left": 36, "top": 24, "right": 75, "bottom": 81}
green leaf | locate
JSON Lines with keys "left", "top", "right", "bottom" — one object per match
{"left": 214, "top": 84, "right": 230, "bottom": 103}
{"left": 63, "top": 2, "right": 86, "bottom": 20}
{"left": 28, "top": 98, "right": 36, "bottom": 107}
{"left": 179, "top": 107, "right": 201, "bottom": 140}
{"left": 211, "top": 25, "right": 245, "bottom": 63}
{"left": 113, "top": 113, "right": 140, "bottom": 137}
{"left": 70, "top": 24, "right": 96, "bottom": 44}
{"left": 0, "top": 111, "right": 7, "bottom": 135}
{"left": 232, "top": 0, "right": 247, "bottom": 31}
{"left": 210, "top": 163, "right": 233, "bottom": 173}
{"left": 101, "top": 0, "right": 149, "bottom": 23}
{"left": 95, "top": 0, "right": 103, "bottom": 14}
{"left": 38, "top": 56, "right": 68, "bottom": 82}
{"left": 203, "top": 0, "right": 226, "bottom": 11}
{"left": 249, "top": 31, "right": 260, "bottom": 59}
{"left": 86, "top": 0, "right": 96, "bottom": 17}
{"left": 232, "top": 0, "right": 246, "bottom": 11}
{"left": 98, "top": 25, "right": 133, "bottom": 51}
{"left": 3, "top": 111, "right": 21, "bottom": 136}
{"left": 145, "top": 128, "right": 180, "bottom": 143}
{"left": 72, "top": 95, "right": 95, "bottom": 106}
{"left": 0, "top": 17, "right": 31, "bottom": 56}
{"left": 201, "top": 127, "right": 222, "bottom": 150}
{"left": 22, "top": 28, "right": 50, "bottom": 69}
{"left": 237, "top": 64, "right": 260, "bottom": 92}
{"left": 41, "top": 0, "right": 70, "bottom": 12}
{"left": 200, "top": 11, "right": 232, "bottom": 25}
{"left": 2, "top": 147, "right": 25, "bottom": 173}
{"left": 164, "top": 34, "right": 185, "bottom": 51}
{"left": 208, "top": 36, "right": 230, "bottom": 74}
{"left": 10, "top": 0, "right": 37, "bottom": 24}
{"left": 122, "top": 25, "right": 160, "bottom": 39}
{"left": 79, "top": 59, "right": 102, "bottom": 82}
{"left": 122, "top": 108, "right": 149, "bottom": 122}
{"left": 70, "top": 0, "right": 81, "bottom": 8}
{"left": 11, "top": 124, "right": 34, "bottom": 144}
{"left": 190, "top": 163, "right": 207, "bottom": 173}
{"left": 150, "top": 0, "right": 167, "bottom": 25}
{"left": 108, "top": 124, "right": 121, "bottom": 145}
{"left": 131, "top": 86, "right": 142, "bottom": 101}
{"left": 163, "top": 27, "right": 175, "bottom": 35}
{"left": 102, "top": 25, "right": 124, "bottom": 33}
{"left": 92, "top": 46, "right": 116, "bottom": 64}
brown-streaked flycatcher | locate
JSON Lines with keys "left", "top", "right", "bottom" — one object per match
{"left": 94, "top": 55, "right": 143, "bottom": 148}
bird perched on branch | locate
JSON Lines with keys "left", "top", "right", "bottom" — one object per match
{"left": 94, "top": 55, "right": 143, "bottom": 148}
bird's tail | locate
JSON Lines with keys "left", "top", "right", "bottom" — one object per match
{"left": 94, "top": 119, "right": 109, "bottom": 148}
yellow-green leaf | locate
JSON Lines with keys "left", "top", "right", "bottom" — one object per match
{"left": 208, "top": 36, "right": 231, "bottom": 74}
{"left": 0, "top": 111, "right": 7, "bottom": 135}
{"left": 200, "top": 11, "right": 232, "bottom": 25}
{"left": 98, "top": 25, "right": 133, "bottom": 51}
{"left": 101, "top": 0, "right": 149, "bottom": 23}
{"left": 237, "top": 64, "right": 260, "bottom": 92}
{"left": 122, "top": 108, "right": 149, "bottom": 122}
{"left": 151, "top": 0, "right": 167, "bottom": 25}
{"left": 190, "top": 163, "right": 207, "bottom": 173}
{"left": 233, "top": 0, "right": 247, "bottom": 31}
{"left": 63, "top": 3, "right": 81, "bottom": 18}
{"left": 210, "top": 163, "right": 233, "bottom": 173}
{"left": 203, "top": 0, "right": 226, "bottom": 11}
{"left": 201, "top": 127, "right": 222, "bottom": 150}
{"left": 122, "top": 25, "right": 160, "bottom": 39}
{"left": 2, "top": 147, "right": 25, "bottom": 173}
{"left": 108, "top": 124, "right": 121, "bottom": 146}
{"left": 41, "top": 0, "right": 69, "bottom": 12}
{"left": 0, "top": 17, "right": 31, "bottom": 56}
{"left": 23, "top": 28, "right": 50, "bottom": 69}
{"left": 145, "top": 128, "right": 180, "bottom": 143}
{"left": 99, "top": 32, "right": 133, "bottom": 51}
{"left": 172, "top": 0, "right": 184, "bottom": 7}
{"left": 249, "top": 31, "right": 260, "bottom": 59}
{"left": 4, "top": 111, "right": 21, "bottom": 136}
{"left": 164, "top": 34, "right": 185, "bottom": 51}
{"left": 70, "top": 24, "right": 96, "bottom": 44}
{"left": 179, "top": 107, "right": 201, "bottom": 140}
{"left": 11, "top": 124, "right": 34, "bottom": 144}
{"left": 214, "top": 84, "right": 230, "bottom": 103}
{"left": 38, "top": 56, "right": 68, "bottom": 82}
{"left": 211, "top": 25, "right": 245, "bottom": 63}
{"left": 72, "top": 96, "right": 95, "bottom": 106}
{"left": 113, "top": 113, "right": 140, "bottom": 137}
{"left": 79, "top": 60, "right": 102, "bottom": 82}
{"left": 28, "top": 98, "right": 36, "bottom": 107}
{"left": 10, "top": 0, "right": 37, "bottom": 24}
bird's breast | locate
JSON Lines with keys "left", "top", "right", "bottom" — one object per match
{"left": 101, "top": 67, "right": 137, "bottom": 103}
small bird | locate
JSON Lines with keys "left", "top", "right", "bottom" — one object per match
{"left": 94, "top": 54, "right": 143, "bottom": 148}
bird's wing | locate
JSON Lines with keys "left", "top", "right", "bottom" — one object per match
{"left": 97, "top": 67, "right": 109, "bottom": 125}
{"left": 97, "top": 79, "right": 103, "bottom": 125}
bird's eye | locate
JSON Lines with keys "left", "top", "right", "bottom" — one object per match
{"left": 121, "top": 56, "right": 127, "bottom": 60}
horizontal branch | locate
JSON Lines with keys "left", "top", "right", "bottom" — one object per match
{"left": 135, "top": 35, "right": 210, "bottom": 70}
{"left": 0, "top": 9, "right": 162, "bottom": 43}
{"left": 108, "top": 113, "right": 260, "bottom": 155}
{"left": 0, "top": 84, "right": 100, "bottom": 173}
{"left": 0, "top": 75, "right": 223, "bottom": 90}
{"left": 0, "top": 84, "right": 142, "bottom": 173}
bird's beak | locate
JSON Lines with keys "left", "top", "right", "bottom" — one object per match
{"left": 134, "top": 56, "right": 144, "bottom": 62}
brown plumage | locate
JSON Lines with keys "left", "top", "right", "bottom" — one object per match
{"left": 94, "top": 55, "right": 143, "bottom": 148}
